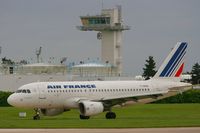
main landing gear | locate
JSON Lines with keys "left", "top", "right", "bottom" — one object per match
{"left": 33, "top": 109, "right": 40, "bottom": 120}
{"left": 105, "top": 112, "right": 116, "bottom": 119}
{"left": 79, "top": 112, "right": 116, "bottom": 120}
{"left": 80, "top": 115, "right": 90, "bottom": 120}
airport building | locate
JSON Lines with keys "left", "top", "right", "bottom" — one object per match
{"left": 20, "top": 63, "right": 66, "bottom": 75}
{"left": 0, "top": 63, "right": 68, "bottom": 92}
{"left": 71, "top": 62, "right": 118, "bottom": 79}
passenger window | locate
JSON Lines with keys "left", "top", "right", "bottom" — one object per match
{"left": 22, "top": 90, "right": 26, "bottom": 93}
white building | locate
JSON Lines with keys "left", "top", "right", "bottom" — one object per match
{"left": 71, "top": 62, "right": 118, "bottom": 80}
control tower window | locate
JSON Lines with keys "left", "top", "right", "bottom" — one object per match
{"left": 89, "top": 19, "right": 95, "bottom": 24}
{"left": 88, "top": 18, "right": 110, "bottom": 25}
{"left": 101, "top": 18, "right": 106, "bottom": 24}
{"left": 105, "top": 18, "right": 110, "bottom": 24}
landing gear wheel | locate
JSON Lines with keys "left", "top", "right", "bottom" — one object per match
{"left": 33, "top": 114, "right": 40, "bottom": 120}
{"left": 33, "top": 108, "right": 40, "bottom": 120}
{"left": 106, "top": 112, "right": 116, "bottom": 119}
{"left": 80, "top": 115, "right": 90, "bottom": 120}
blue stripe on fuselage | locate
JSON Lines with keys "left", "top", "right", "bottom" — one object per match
{"left": 159, "top": 42, "right": 187, "bottom": 77}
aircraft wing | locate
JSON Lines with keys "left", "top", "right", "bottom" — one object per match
{"left": 101, "top": 85, "right": 191, "bottom": 109}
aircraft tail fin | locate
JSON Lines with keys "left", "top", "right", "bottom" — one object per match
{"left": 153, "top": 42, "right": 188, "bottom": 80}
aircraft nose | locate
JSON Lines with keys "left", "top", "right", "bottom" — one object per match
{"left": 7, "top": 94, "right": 17, "bottom": 107}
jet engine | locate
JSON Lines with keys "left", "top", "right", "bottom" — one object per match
{"left": 41, "top": 108, "right": 66, "bottom": 116}
{"left": 79, "top": 101, "right": 104, "bottom": 116}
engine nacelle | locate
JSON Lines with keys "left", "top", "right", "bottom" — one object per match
{"left": 79, "top": 101, "right": 104, "bottom": 116}
{"left": 41, "top": 108, "right": 65, "bottom": 116}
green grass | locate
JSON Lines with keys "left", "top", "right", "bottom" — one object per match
{"left": 1, "top": 104, "right": 200, "bottom": 128}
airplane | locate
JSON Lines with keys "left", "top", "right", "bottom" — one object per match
{"left": 7, "top": 42, "right": 191, "bottom": 120}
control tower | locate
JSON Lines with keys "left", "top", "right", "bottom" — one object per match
{"left": 77, "top": 6, "right": 130, "bottom": 76}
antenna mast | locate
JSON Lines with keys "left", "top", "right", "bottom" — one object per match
{"left": 36, "top": 46, "right": 42, "bottom": 63}
{"left": 101, "top": 0, "right": 104, "bottom": 10}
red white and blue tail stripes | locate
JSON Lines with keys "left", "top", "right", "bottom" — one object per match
{"left": 154, "top": 42, "right": 188, "bottom": 78}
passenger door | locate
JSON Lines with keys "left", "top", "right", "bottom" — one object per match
{"left": 38, "top": 84, "right": 46, "bottom": 99}
{"left": 37, "top": 84, "right": 48, "bottom": 107}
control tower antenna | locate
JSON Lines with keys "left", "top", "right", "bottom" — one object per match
{"left": 77, "top": 5, "right": 130, "bottom": 76}
{"left": 36, "top": 46, "right": 42, "bottom": 63}
{"left": 0, "top": 46, "right": 2, "bottom": 56}
{"left": 101, "top": 0, "right": 104, "bottom": 10}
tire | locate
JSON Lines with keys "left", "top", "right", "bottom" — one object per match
{"left": 106, "top": 112, "right": 116, "bottom": 119}
{"left": 80, "top": 115, "right": 90, "bottom": 120}
{"left": 33, "top": 115, "right": 40, "bottom": 120}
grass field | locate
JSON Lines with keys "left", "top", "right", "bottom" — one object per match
{"left": 1, "top": 104, "right": 200, "bottom": 128}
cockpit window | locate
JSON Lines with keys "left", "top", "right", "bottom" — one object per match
{"left": 16, "top": 89, "right": 31, "bottom": 93}
{"left": 16, "top": 90, "right": 22, "bottom": 93}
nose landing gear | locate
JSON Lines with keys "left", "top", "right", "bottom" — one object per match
{"left": 33, "top": 109, "right": 40, "bottom": 120}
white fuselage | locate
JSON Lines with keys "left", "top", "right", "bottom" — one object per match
{"left": 7, "top": 79, "right": 188, "bottom": 110}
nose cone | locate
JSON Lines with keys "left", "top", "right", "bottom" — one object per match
{"left": 7, "top": 94, "right": 17, "bottom": 107}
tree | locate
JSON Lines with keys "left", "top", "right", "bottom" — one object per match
{"left": 191, "top": 63, "right": 200, "bottom": 84}
{"left": 1, "top": 57, "right": 14, "bottom": 65}
{"left": 142, "top": 56, "right": 157, "bottom": 80}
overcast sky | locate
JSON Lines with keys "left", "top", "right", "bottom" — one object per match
{"left": 0, "top": 0, "right": 199, "bottom": 75}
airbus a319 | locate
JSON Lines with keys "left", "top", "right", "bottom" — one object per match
{"left": 7, "top": 42, "right": 191, "bottom": 120}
